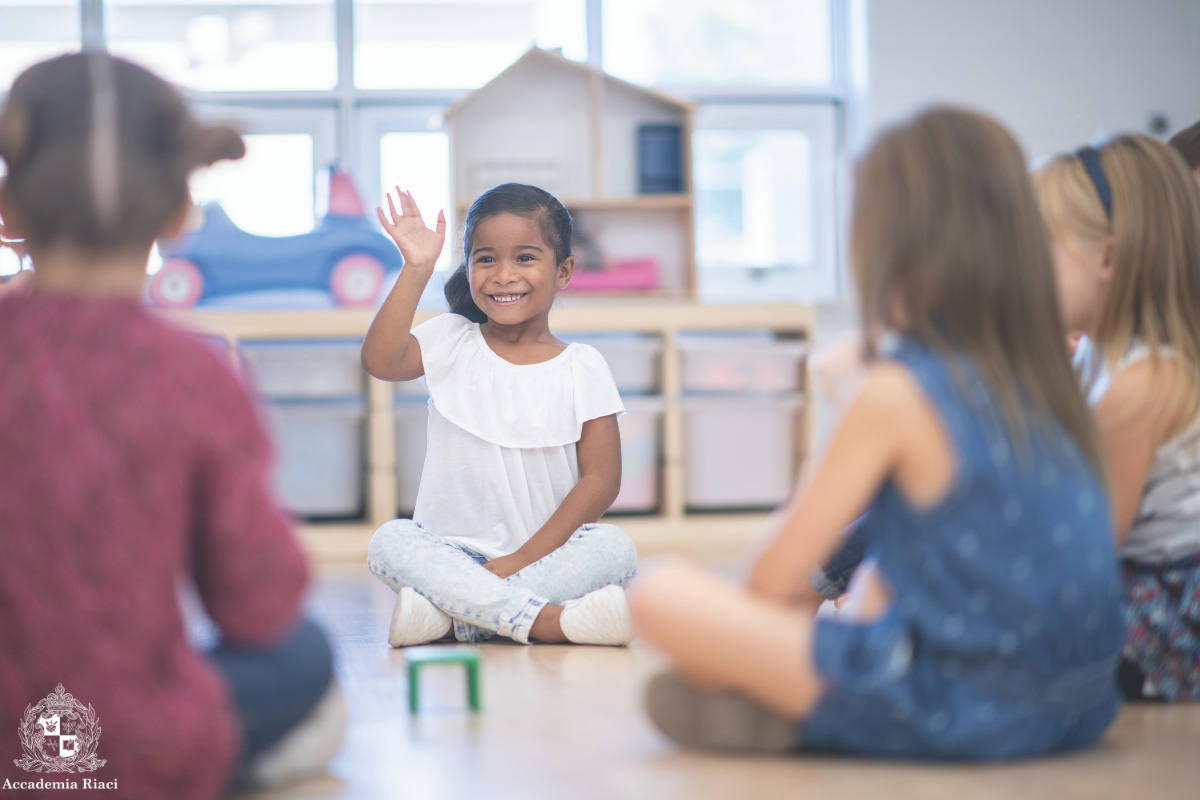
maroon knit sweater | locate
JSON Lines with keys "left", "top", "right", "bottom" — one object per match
{"left": 0, "top": 292, "right": 309, "bottom": 799}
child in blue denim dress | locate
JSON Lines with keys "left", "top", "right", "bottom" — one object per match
{"left": 362, "top": 183, "right": 637, "bottom": 648}
{"left": 1036, "top": 135, "right": 1200, "bottom": 700}
{"left": 629, "top": 107, "right": 1125, "bottom": 760}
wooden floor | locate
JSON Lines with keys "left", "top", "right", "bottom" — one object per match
{"left": 244, "top": 565, "right": 1200, "bottom": 800}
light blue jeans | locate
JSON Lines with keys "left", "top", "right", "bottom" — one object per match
{"left": 366, "top": 519, "right": 638, "bottom": 644}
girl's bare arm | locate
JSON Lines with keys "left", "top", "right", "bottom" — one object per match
{"left": 484, "top": 414, "right": 622, "bottom": 578}
{"left": 361, "top": 189, "right": 445, "bottom": 381}
{"left": 1094, "top": 358, "right": 1194, "bottom": 543}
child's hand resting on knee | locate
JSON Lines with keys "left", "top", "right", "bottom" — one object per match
{"left": 483, "top": 553, "right": 530, "bottom": 579}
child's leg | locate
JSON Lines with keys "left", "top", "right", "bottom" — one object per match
{"left": 208, "top": 616, "right": 345, "bottom": 788}
{"left": 505, "top": 523, "right": 638, "bottom": 602}
{"left": 629, "top": 557, "right": 824, "bottom": 718}
{"left": 502, "top": 523, "right": 637, "bottom": 644}
{"left": 367, "top": 519, "right": 548, "bottom": 643}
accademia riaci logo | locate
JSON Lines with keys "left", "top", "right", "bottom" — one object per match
{"left": 14, "top": 684, "right": 106, "bottom": 773}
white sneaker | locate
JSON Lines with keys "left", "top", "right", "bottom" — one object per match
{"left": 388, "top": 587, "right": 453, "bottom": 647}
{"left": 559, "top": 585, "right": 634, "bottom": 646}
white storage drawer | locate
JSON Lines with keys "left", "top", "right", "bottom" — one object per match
{"left": 394, "top": 398, "right": 430, "bottom": 515}
{"left": 683, "top": 393, "right": 803, "bottom": 510}
{"left": 241, "top": 340, "right": 365, "bottom": 399}
{"left": 569, "top": 334, "right": 663, "bottom": 395}
{"left": 264, "top": 399, "right": 366, "bottom": 518}
{"left": 611, "top": 396, "right": 664, "bottom": 513}
{"left": 678, "top": 333, "right": 806, "bottom": 394}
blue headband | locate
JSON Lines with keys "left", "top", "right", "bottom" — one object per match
{"left": 1075, "top": 146, "right": 1113, "bottom": 220}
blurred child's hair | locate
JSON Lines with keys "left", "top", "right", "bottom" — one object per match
{"left": 443, "top": 183, "right": 573, "bottom": 323}
{"left": 1035, "top": 134, "right": 1200, "bottom": 422}
{"left": 0, "top": 53, "right": 243, "bottom": 254}
{"left": 851, "top": 106, "right": 1105, "bottom": 477}
{"left": 1169, "top": 119, "right": 1200, "bottom": 172}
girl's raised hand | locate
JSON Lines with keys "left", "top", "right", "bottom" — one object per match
{"left": 376, "top": 188, "right": 446, "bottom": 272}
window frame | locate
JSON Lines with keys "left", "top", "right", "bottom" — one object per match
{"left": 0, "top": 0, "right": 861, "bottom": 300}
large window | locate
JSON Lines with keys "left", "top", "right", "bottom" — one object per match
{"left": 355, "top": 0, "right": 586, "bottom": 90}
{"left": 0, "top": 1, "right": 80, "bottom": 88}
{"left": 693, "top": 104, "right": 838, "bottom": 303}
{"left": 603, "top": 0, "right": 832, "bottom": 88}
{"left": 0, "top": 0, "right": 850, "bottom": 301}
{"left": 106, "top": 1, "right": 337, "bottom": 91}
{"left": 190, "top": 133, "right": 317, "bottom": 237}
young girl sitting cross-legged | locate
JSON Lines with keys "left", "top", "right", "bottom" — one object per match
{"left": 1036, "top": 135, "right": 1200, "bottom": 701}
{"left": 629, "top": 107, "right": 1125, "bottom": 760}
{"left": 364, "top": 183, "right": 638, "bottom": 647}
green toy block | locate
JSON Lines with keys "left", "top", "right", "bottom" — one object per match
{"left": 404, "top": 645, "right": 481, "bottom": 713}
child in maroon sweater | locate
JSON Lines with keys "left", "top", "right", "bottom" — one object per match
{"left": 0, "top": 54, "right": 342, "bottom": 797}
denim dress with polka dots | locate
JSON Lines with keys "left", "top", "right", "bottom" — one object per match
{"left": 801, "top": 339, "right": 1124, "bottom": 760}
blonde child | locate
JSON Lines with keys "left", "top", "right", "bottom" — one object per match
{"left": 0, "top": 54, "right": 344, "bottom": 797}
{"left": 363, "top": 183, "right": 637, "bottom": 647}
{"left": 1035, "top": 135, "right": 1200, "bottom": 701}
{"left": 629, "top": 107, "right": 1124, "bottom": 759}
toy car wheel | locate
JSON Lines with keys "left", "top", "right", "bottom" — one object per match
{"left": 330, "top": 254, "right": 385, "bottom": 306}
{"left": 149, "top": 258, "right": 204, "bottom": 308}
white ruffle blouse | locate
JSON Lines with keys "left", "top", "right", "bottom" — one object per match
{"left": 409, "top": 312, "right": 625, "bottom": 559}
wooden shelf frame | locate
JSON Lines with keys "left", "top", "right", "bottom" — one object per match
{"left": 170, "top": 302, "right": 815, "bottom": 562}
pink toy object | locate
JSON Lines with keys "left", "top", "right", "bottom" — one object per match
{"left": 564, "top": 257, "right": 659, "bottom": 292}
{"left": 149, "top": 258, "right": 204, "bottom": 307}
{"left": 149, "top": 167, "right": 402, "bottom": 309}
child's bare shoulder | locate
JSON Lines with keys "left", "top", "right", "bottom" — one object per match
{"left": 853, "top": 360, "right": 929, "bottom": 422}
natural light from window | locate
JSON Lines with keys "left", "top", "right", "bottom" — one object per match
{"left": 0, "top": 0, "right": 81, "bottom": 89}
{"left": 603, "top": 0, "right": 831, "bottom": 87}
{"left": 380, "top": 132, "right": 452, "bottom": 270}
{"left": 355, "top": 0, "right": 586, "bottom": 90}
{"left": 189, "top": 133, "right": 316, "bottom": 238}
{"left": 105, "top": 0, "right": 337, "bottom": 91}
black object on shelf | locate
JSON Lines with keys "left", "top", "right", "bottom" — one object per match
{"left": 637, "top": 123, "right": 683, "bottom": 194}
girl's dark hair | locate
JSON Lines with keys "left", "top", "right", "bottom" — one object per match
{"left": 443, "top": 182, "right": 573, "bottom": 323}
{"left": 0, "top": 53, "right": 244, "bottom": 253}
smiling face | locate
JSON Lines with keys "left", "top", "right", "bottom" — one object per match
{"left": 468, "top": 211, "right": 573, "bottom": 327}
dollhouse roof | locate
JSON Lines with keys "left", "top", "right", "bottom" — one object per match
{"left": 442, "top": 47, "right": 695, "bottom": 120}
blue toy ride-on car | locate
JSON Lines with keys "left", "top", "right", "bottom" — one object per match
{"left": 149, "top": 169, "right": 403, "bottom": 308}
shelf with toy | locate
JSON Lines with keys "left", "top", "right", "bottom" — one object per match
{"left": 443, "top": 48, "right": 697, "bottom": 297}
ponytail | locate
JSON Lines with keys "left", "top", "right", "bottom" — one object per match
{"left": 444, "top": 261, "right": 488, "bottom": 323}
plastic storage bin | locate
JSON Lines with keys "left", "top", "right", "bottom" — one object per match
{"left": 394, "top": 398, "right": 430, "bottom": 515}
{"left": 682, "top": 393, "right": 803, "bottom": 510}
{"left": 569, "top": 334, "right": 663, "bottom": 394}
{"left": 240, "top": 339, "right": 365, "bottom": 398}
{"left": 677, "top": 333, "right": 806, "bottom": 394}
{"left": 264, "top": 399, "right": 366, "bottom": 518}
{"left": 611, "top": 396, "right": 664, "bottom": 513}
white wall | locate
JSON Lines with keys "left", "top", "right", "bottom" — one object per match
{"left": 867, "top": 0, "right": 1200, "bottom": 162}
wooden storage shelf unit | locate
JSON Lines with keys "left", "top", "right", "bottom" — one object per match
{"left": 170, "top": 303, "right": 815, "bottom": 562}
{"left": 445, "top": 48, "right": 697, "bottom": 297}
